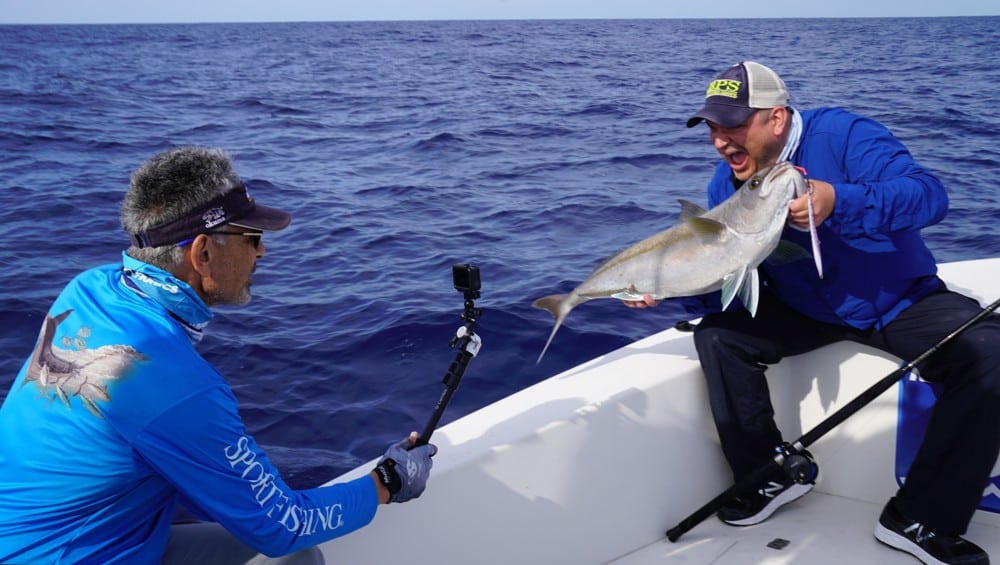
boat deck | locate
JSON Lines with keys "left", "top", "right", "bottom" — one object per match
{"left": 319, "top": 259, "right": 1000, "bottom": 565}
{"left": 612, "top": 491, "right": 1000, "bottom": 564}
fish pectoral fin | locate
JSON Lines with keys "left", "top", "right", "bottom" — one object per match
{"left": 767, "top": 240, "right": 811, "bottom": 265}
{"left": 678, "top": 199, "right": 708, "bottom": 219}
{"left": 682, "top": 216, "right": 726, "bottom": 238}
{"left": 610, "top": 290, "right": 645, "bottom": 301}
{"left": 766, "top": 236, "right": 822, "bottom": 279}
{"left": 610, "top": 286, "right": 647, "bottom": 301}
{"left": 720, "top": 268, "right": 747, "bottom": 311}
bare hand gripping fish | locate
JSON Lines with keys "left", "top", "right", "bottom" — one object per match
{"left": 532, "top": 162, "right": 823, "bottom": 363}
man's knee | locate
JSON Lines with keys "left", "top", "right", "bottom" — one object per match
{"left": 927, "top": 323, "right": 1000, "bottom": 393}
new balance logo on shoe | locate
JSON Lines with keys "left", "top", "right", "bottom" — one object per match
{"left": 717, "top": 478, "right": 813, "bottom": 526}
{"left": 717, "top": 449, "right": 818, "bottom": 527}
{"left": 874, "top": 497, "right": 988, "bottom": 565}
{"left": 762, "top": 480, "right": 791, "bottom": 497}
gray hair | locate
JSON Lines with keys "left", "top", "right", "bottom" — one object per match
{"left": 121, "top": 147, "right": 243, "bottom": 271}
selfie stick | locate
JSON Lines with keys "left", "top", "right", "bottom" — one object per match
{"left": 666, "top": 295, "right": 1000, "bottom": 542}
{"left": 413, "top": 264, "right": 483, "bottom": 447}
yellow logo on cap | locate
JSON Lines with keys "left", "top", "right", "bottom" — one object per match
{"left": 706, "top": 79, "right": 741, "bottom": 99}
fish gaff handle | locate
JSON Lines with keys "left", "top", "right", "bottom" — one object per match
{"left": 411, "top": 264, "right": 483, "bottom": 449}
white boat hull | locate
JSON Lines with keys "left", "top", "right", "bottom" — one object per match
{"left": 319, "top": 258, "right": 1000, "bottom": 564}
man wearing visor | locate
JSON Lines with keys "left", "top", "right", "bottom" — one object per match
{"left": 0, "top": 147, "right": 436, "bottom": 564}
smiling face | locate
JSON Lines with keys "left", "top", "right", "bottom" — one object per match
{"left": 707, "top": 106, "right": 790, "bottom": 182}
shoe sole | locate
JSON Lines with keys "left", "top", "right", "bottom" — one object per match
{"left": 873, "top": 523, "right": 948, "bottom": 565}
{"left": 720, "top": 483, "right": 813, "bottom": 526}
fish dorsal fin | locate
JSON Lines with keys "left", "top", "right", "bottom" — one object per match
{"left": 683, "top": 215, "right": 726, "bottom": 238}
{"left": 678, "top": 199, "right": 707, "bottom": 220}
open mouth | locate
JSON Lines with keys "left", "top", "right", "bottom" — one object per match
{"left": 726, "top": 150, "right": 749, "bottom": 171}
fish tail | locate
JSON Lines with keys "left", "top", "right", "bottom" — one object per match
{"left": 536, "top": 320, "right": 564, "bottom": 365}
{"left": 532, "top": 294, "right": 570, "bottom": 364}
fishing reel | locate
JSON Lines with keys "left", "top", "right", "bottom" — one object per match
{"left": 777, "top": 442, "right": 818, "bottom": 484}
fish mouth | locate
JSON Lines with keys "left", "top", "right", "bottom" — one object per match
{"left": 762, "top": 160, "right": 795, "bottom": 182}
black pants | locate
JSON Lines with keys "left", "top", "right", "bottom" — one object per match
{"left": 693, "top": 282, "right": 1000, "bottom": 535}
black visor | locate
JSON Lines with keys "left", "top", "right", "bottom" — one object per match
{"left": 128, "top": 184, "right": 292, "bottom": 248}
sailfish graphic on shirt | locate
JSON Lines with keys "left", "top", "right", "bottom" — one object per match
{"left": 23, "top": 309, "right": 146, "bottom": 418}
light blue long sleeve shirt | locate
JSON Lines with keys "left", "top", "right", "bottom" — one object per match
{"left": 0, "top": 253, "right": 378, "bottom": 564}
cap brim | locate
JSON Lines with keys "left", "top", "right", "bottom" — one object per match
{"left": 230, "top": 203, "right": 292, "bottom": 231}
{"left": 686, "top": 103, "right": 756, "bottom": 128}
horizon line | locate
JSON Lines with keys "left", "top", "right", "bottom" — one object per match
{"left": 1, "top": 14, "right": 998, "bottom": 26}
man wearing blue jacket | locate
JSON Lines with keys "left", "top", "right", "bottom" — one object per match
{"left": 0, "top": 147, "right": 437, "bottom": 564}
{"left": 629, "top": 61, "right": 999, "bottom": 564}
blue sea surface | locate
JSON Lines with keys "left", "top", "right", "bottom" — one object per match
{"left": 1, "top": 17, "right": 998, "bottom": 488}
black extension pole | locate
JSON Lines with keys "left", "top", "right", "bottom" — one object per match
{"left": 412, "top": 264, "right": 482, "bottom": 448}
{"left": 666, "top": 295, "right": 1000, "bottom": 542}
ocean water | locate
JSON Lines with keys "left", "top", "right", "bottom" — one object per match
{"left": 1, "top": 17, "right": 998, "bottom": 488}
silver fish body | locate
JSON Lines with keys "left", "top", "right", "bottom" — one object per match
{"left": 533, "top": 161, "right": 813, "bottom": 362}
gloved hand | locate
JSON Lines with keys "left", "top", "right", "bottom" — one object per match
{"left": 373, "top": 435, "right": 437, "bottom": 503}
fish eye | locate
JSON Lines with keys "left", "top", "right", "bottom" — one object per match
{"left": 749, "top": 178, "right": 761, "bottom": 189}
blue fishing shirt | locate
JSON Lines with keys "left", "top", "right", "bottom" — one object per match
{"left": 697, "top": 107, "right": 946, "bottom": 329}
{"left": 0, "top": 253, "right": 378, "bottom": 564}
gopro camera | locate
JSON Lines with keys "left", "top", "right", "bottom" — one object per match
{"left": 452, "top": 263, "right": 481, "bottom": 293}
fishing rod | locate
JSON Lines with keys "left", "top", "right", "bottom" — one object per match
{"left": 412, "top": 263, "right": 483, "bottom": 448}
{"left": 666, "top": 294, "right": 1000, "bottom": 542}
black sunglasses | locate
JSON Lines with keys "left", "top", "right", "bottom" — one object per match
{"left": 210, "top": 231, "right": 263, "bottom": 249}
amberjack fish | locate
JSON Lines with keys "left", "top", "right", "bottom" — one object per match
{"left": 532, "top": 161, "right": 822, "bottom": 363}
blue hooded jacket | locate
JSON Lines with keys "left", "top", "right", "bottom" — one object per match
{"left": 0, "top": 253, "right": 378, "bottom": 564}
